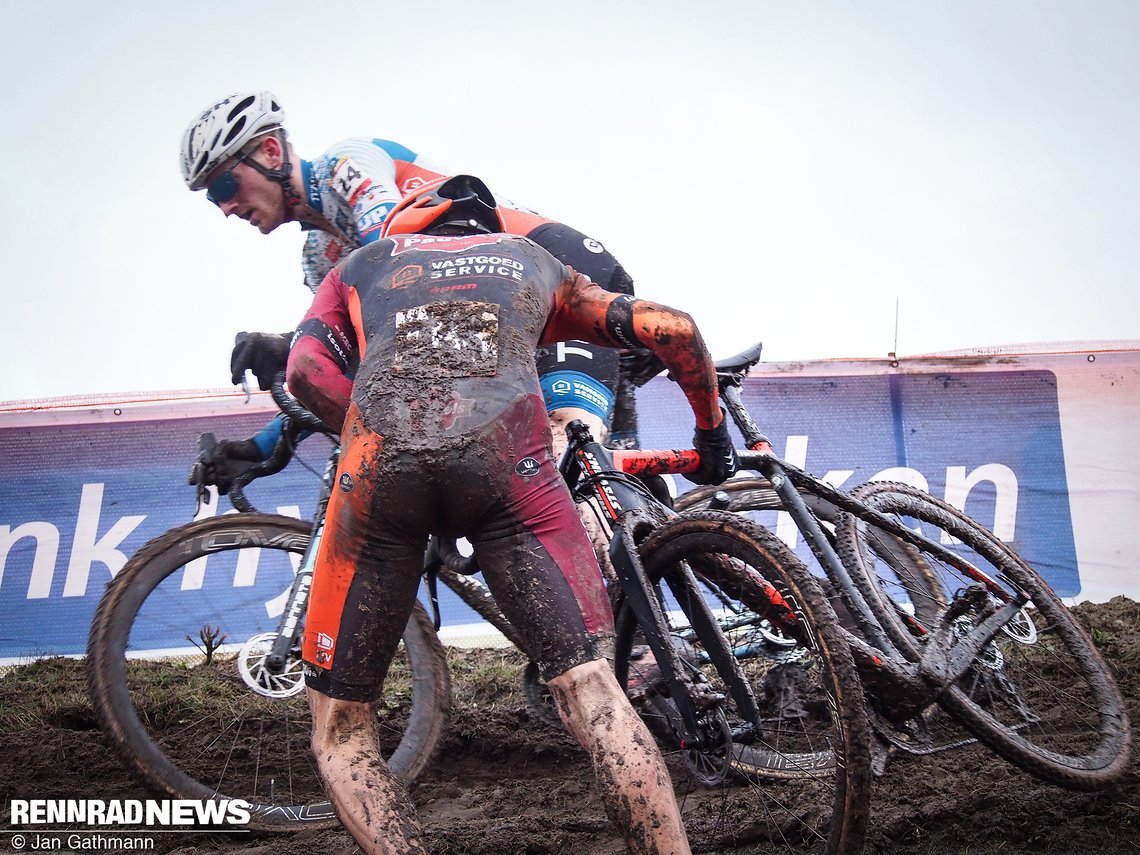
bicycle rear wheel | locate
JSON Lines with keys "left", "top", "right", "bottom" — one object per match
{"left": 87, "top": 513, "right": 451, "bottom": 831}
{"left": 837, "top": 481, "right": 1131, "bottom": 789}
{"left": 680, "top": 477, "right": 969, "bottom": 761}
{"left": 625, "top": 510, "right": 872, "bottom": 855}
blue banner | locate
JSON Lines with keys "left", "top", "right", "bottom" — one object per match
{"left": 638, "top": 369, "right": 1077, "bottom": 595}
{"left": 0, "top": 362, "right": 1092, "bottom": 660}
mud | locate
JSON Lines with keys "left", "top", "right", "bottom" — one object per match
{"left": 2, "top": 597, "right": 1138, "bottom": 854}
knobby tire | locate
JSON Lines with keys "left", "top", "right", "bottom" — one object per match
{"left": 86, "top": 513, "right": 451, "bottom": 831}
{"left": 629, "top": 510, "right": 872, "bottom": 855}
{"left": 836, "top": 481, "right": 1131, "bottom": 789}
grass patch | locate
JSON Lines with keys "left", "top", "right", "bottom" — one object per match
{"left": 0, "top": 657, "right": 94, "bottom": 732}
{"left": 446, "top": 647, "right": 528, "bottom": 711}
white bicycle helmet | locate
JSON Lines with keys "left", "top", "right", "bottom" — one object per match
{"left": 180, "top": 91, "right": 285, "bottom": 190}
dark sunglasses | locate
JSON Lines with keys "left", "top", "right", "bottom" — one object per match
{"left": 205, "top": 149, "right": 256, "bottom": 205}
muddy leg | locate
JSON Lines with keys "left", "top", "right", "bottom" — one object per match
{"left": 308, "top": 689, "right": 426, "bottom": 855}
{"left": 548, "top": 659, "right": 691, "bottom": 855}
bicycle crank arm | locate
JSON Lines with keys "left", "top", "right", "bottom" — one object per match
{"left": 843, "top": 628, "right": 940, "bottom": 723}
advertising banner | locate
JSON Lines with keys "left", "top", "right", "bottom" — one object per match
{"left": 1, "top": 344, "right": 1137, "bottom": 662}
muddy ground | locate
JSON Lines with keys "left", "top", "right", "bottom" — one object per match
{"left": 2, "top": 598, "right": 1138, "bottom": 855}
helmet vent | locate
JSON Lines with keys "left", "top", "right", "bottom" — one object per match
{"left": 222, "top": 117, "right": 248, "bottom": 147}
{"left": 227, "top": 95, "right": 256, "bottom": 122}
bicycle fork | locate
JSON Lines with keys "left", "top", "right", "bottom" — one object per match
{"left": 263, "top": 521, "right": 323, "bottom": 675}
{"left": 263, "top": 450, "right": 339, "bottom": 676}
{"left": 610, "top": 518, "right": 746, "bottom": 752}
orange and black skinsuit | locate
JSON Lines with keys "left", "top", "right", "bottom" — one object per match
{"left": 496, "top": 207, "right": 637, "bottom": 438}
{"left": 288, "top": 232, "right": 722, "bottom": 700}
{"left": 342, "top": 153, "right": 638, "bottom": 436}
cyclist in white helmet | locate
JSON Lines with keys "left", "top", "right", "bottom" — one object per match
{"left": 180, "top": 91, "right": 666, "bottom": 537}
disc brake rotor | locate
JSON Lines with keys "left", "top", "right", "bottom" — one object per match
{"left": 237, "top": 632, "right": 306, "bottom": 698}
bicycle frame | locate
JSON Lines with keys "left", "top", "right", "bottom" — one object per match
{"left": 713, "top": 356, "right": 1033, "bottom": 719}
{"left": 559, "top": 419, "right": 806, "bottom": 752}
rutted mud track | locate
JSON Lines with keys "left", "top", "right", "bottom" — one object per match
{"left": 2, "top": 598, "right": 1137, "bottom": 854}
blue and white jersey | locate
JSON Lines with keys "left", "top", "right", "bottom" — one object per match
{"left": 299, "top": 138, "right": 450, "bottom": 292}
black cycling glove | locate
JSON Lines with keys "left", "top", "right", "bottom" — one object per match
{"left": 691, "top": 415, "right": 739, "bottom": 486}
{"left": 187, "top": 438, "right": 263, "bottom": 495}
{"left": 230, "top": 331, "right": 293, "bottom": 390}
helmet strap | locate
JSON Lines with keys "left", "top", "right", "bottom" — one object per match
{"left": 241, "top": 130, "right": 303, "bottom": 212}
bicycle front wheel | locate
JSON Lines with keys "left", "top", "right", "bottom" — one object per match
{"left": 628, "top": 509, "right": 872, "bottom": 855}
{"left": 87, "top": 513, "right": 451, "bottom": 831}
{"left": 836, "top": 481, "right": 1131, "bottom": 789}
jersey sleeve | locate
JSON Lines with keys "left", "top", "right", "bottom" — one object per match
{"left": 286, "top": 265, "right": 358, "bottom": 431}
{"left": 301, "top": 139, "right": 408, "bottom": 292}
{"left": 542, "top": 269, "right": 722, "bottom": 431}
{"left": 324, "top": 138, "right": 405, "bottom": 245}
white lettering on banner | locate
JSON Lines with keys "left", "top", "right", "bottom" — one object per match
{"left": 776, "top": 437, "right": 854, "bottom": 550}
{"left": 945, "top": 464, "right": 1018, "bottom": 542}
{"left": 63, "top": 484, "right": 146, "bottom": 597}
{"left": 773, "top": 438, "right": 1019, "bottom": 550}
{"left": 1, "top": 485, "right": 304, "bottom": 604}
{"left": 0, "top": 521, "right": 60, "bottom": 598}
{"left": 181, "top": 496, "right": 220, "bottom": 590}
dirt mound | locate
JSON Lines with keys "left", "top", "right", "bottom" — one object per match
{"left": 2, "top": 599, "right": 1137, "bottom": 854}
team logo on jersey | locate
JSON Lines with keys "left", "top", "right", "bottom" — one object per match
{"left": 515, "top": 457, "right": 542, "bottom": 477}
{"left": 391, "top": 265, "right": 422, "bottom": 289}
{"left": 314, "top": 631, "right": 335, "bottom": 664}
{"left": 339, "top": 473, "right": 355, "bottom": 493}
{"left": 583, "top": 238, "right": 605, "bottom": 254}
{"left": 358, "top": 202, "right": 394, "bottom": 238}
{"left": 401, "top": 176, "right": 431, "bottom": 193}
{"left": 389, "top": 234, "right": 506, "bottom": 256}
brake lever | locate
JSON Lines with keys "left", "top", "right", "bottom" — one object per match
{"left": 190, "top": 432, "right": 220, "bottom": 517}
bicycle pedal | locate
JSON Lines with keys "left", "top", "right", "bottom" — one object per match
{"left": 870, "top": 735, "right": 895, "bottom": 778}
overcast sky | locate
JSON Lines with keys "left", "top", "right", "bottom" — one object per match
{"left": 3, "top": 0, "right": 1138, "bottom": 402}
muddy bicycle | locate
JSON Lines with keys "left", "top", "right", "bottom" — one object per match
{"left": 544, "top": 418, "right": 873, "bottom": 854}
{"left": 674, "top": 343, "right": 1131, "bottom": 790}
{"left": 86, "top": 379, "right": 873, "bottom": 853}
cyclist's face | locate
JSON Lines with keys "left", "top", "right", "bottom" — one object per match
{"left": 206, "top": 156, "right": 288, "bottom": 235}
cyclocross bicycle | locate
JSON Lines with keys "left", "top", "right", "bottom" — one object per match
{"left": 675, "top": 343, "right": 1131, "bottom": 790}
{"left": 87, "top": 378, "right": 874, "bottom": 854}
